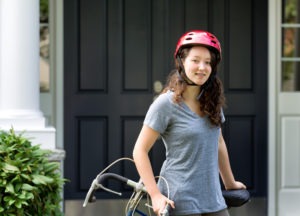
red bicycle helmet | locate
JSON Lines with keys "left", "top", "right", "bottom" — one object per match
{"left": 174, "top": 30, "right": 221, "bottom": 63}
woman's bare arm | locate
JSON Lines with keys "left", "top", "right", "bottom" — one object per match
{"left": 218, "top": 132, "right": 246, "bottom": 190}
{"left": 133, "top": 125, "right": 175, "bottom": 214}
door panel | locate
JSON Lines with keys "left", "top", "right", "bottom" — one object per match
{"left": 64, "top": 0, "right": 267, "bottom": 199}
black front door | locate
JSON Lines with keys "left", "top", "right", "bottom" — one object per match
{"left": 64, "top": 0, "right": 267, "bottom": 199}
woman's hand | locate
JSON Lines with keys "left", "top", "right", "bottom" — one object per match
{"left": 225, "top": 180, "right": 247, "bottom": 190}
{"left": 150, "top": 192, "right": 175, "bottom": 216}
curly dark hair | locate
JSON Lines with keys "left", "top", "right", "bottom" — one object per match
{"left": 162, "top": 46, "right": 226, "bottom": 126}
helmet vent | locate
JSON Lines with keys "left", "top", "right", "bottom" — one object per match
{"left": 185, "top": 37, "right": 193, "bottom": 41}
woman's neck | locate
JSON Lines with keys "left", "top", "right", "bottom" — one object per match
{"left": 182, "top": 86, "right": 204, "bottom": 116}
{"left": 183, "top": 86, "right": 201, "bottom": 102}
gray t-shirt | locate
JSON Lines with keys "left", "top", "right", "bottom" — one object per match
{"left": 144, "top": 91, "right": 227, "bottom": 215}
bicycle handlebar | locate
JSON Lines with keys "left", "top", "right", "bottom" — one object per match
{"left": 98, "top": 173, "right": 128, "bottom": 184}
{"left": 83, "top": 172, "right": 171, "bottom": 215}
{"left": 83, "top": 172, "right": 250, "bottom": 215}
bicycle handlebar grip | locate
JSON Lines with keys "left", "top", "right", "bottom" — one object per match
{"left": 97, "top": 173, "right": 129, "bottom": 185}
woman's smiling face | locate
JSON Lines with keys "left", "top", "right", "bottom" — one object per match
{"left": 182, "top": 46, "right": 212, "bottom": 86}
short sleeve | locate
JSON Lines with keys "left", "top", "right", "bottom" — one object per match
{"left": 144, "top": 93, "right": 172, "bottom": 134}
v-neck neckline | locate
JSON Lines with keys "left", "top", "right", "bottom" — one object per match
{"left": 181, "top": 101, "right": 205, "bottom": 118}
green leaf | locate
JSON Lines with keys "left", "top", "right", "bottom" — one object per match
{"left": 0, "top": 145, "right": 6, "bottom": 153}
{"left": 25, "top": 192, "right": 34, "bottom": 200}
{"left": 20, "top": 174, "right": 30, "bottom": 181}
{"left": 5, "top": 183, "right": 15, "bottom": 194}
{"left": 4, "top": 196, "right": 15, "bottom": 206}
{"left": 14, "top": 201, "right": 22, "bottom": 209}
{"left": 2, "top": 163, "right": 20, "bottom": 172}
{"left": 32, "top": 174, "right": 53, "bottom": 185}
{"left": 0, "top": 178, "right": 7, "bottom": 186}
{"left": 17, "top": 192, "right": 26, "bottom": 200}
{"left": 14, "top": 183, "right": 22, "bottom": 192}
{"left": 21, "top": 183, "right": 35, "bottom": 191}
{"left": 43, "top": 162, "right": 59, "bottom": 173}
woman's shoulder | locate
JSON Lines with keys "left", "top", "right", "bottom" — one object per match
{"left": 153, "top": 90, "right": 174, "bottom": 105}
{"left": 147, "top": 91, "right": 175, "bottom": 112}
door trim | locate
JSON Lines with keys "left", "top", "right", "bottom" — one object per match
{"left": 268, "top": 0, "right": 278, "bottom": 215}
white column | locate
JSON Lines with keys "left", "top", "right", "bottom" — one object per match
{"left": 0, "top": 0, "right": 55, "bottom": 149}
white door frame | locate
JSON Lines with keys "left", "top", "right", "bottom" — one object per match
{"left": 269, "top": 0, "right": 300, "bottom": 215}
{"left": 39, "top": 0, "right": 64, "bottom": 150}
{"left": 268, "top": 0, "right": 279, "bottom": 215}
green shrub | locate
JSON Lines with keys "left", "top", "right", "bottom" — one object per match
{"left": 0, "top": 128, "right": 66, "bottom": 216}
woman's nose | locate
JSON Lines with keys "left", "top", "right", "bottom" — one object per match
{"left": 198, "top": 62, "right": 206, "bottom": 70}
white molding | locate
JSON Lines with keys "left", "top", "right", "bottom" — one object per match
{"left": 54, "top": 0, "right": 64, "bottom": 149}
{"left": 279, "top": 93, "right": 300, "bottom": 114}
{"left": 281, "top": 117, "right": 300, "bottom": 188}
{"left": 268, "top": 0, "right": 279, "bottom": 215}
{"left": 279, "top": 189, "right": 300, "bottom": 216}
{"left": 39, "top": 0, "right": 64, "bottom": 149}
{"left": 18, "top": 127, "right": 56, "bottom": 149}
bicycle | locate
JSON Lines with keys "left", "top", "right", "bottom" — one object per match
{"left": 83, "top": 158, "right": 250, "bottom": 216}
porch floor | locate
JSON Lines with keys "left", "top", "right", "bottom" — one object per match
{"left": 65, "top": 198, "right": 267, "bottom": 216}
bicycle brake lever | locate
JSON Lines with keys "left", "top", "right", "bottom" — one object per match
{"left": 83, "top": 178, "right": 123, "bottom": 207}
{"left": 160, "top": 204, "right": 171, "bottom": 216}
{"left": 98, "top": 184, "right": 122, "bottom": 196}
{"left": 83, "top": 179, "right": 99, "bottom": 207}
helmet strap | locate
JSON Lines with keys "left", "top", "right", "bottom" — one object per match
{"left": 197, "top": 71, "right": 217, "bottom": 99}
{"left": 176, "top": 56, "right": 217, "bottom": 100}
{"left": 196, "top": 89, "right": 205, "bottom": 100}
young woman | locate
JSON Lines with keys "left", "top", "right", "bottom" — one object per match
{"left": 133, "top": 30, "right": 246, "bottom": 216}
